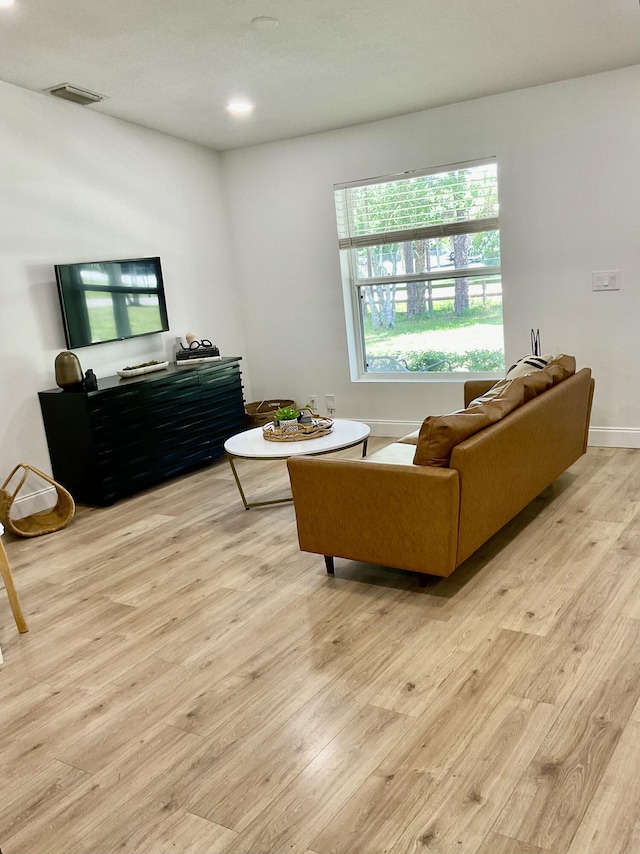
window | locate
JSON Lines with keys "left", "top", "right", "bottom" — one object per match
{"left": 334, "top": 159, "right": 503, "bottom": 377}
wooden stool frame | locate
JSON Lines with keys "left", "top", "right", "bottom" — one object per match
{"left": 0, "top": 523, "right": 28, "bottom": 633}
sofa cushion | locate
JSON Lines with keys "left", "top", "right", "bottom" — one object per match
{"left": 471, "top": 354, "right": 575, "bottom": 404}
{"left": 546, "top": 353, "right": 576, "bottom": 381}
{"left": 365, "top": 442, "right": 417, "bottom": 466}
{"left": 412, "top": 355, "right": 576, "bottom": 467}
{"left": 399, "top": 377, "right": 525, "bottom": 447}
{"left": 506, "top": 353, "right": 552, "bottom": 379}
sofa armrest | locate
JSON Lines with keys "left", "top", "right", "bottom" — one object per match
{"left": 287, "top": 456, "right": 460, "bottom": 577}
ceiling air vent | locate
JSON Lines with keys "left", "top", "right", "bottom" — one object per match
{"left": 45, "top": 83, "right": 106, "bottom": 106}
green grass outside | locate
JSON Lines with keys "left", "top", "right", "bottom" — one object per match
{"left": 364, "top": 301, "right": 502, "bottom": 339}
{"left": 364, "top": 301, "right": 505, "bottom": 372}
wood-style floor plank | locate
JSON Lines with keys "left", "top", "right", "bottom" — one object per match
{"left": 477, "top": 832, "right": 551, "bottom": 854}
{"left": 311, "top": 630, "right": 552, "bottom": 854}
{"left": 567, "top": 719, "right": 640, "bottom": 854}
{"left": 223, "top": 703, "right": 414, "bottom": 854}
{"left": 494, "top": 616, "right": 640, "bottom": 852}
{"left": 0, "top": 443, "right": 639, "bottom": 854}
{"left": 386, "top": 696, "right": 558, "bottom": 854}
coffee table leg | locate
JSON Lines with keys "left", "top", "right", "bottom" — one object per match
{"left": 362, "top": 438, "right": 368, "bottom": 458}
{"left": 226, "top": 454, "right": 295, "bottom": 509}
{"left": 227, "top": 454, "right": 251, "bottom": 510}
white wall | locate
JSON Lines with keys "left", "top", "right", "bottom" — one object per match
{"left": 221, "top": 66, "right": 640, "bottom": 445}
{"left": 0, "top": 80, "right": 247, "bottom": 485}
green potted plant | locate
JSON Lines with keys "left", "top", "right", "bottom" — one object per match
{"left": 274, "top": 406, "right": 300, "bottom": 433}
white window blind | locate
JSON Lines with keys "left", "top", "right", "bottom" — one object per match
{"left": 335, "top": 159, "right": 498, "bottom": 250}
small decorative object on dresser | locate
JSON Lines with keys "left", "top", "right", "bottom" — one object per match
{"left": 83, "top": 369, "right": 98, "bottom": 391}
{"left": 117, "top": 360, "right": 169, "bottom": 378}
{"left": 176, "top": 333, "right": 221, "bottom": 366}
{"left": 54, "top": 351, "right": 84, "bottom": 391}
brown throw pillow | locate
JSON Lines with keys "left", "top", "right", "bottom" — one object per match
{"left": 413, "top": 379, "right": 526, "bottom": 467}
{"left": 546, "top": 353, "right": 576, "bottom": 382}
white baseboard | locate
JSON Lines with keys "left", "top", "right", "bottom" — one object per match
{"left": 9, "top": 485, "right": 57, "bottom": 520}
{"left": 366, "top": 420, "right": 640, "bottom": 449}
{"left": 588, "top": 427, "right": 640, "bottom": 449}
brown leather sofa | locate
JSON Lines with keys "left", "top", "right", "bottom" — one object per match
{"left": 287, "top": 365, "right": 594, "bottom": 584}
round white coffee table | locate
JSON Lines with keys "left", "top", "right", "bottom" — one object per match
{"left": 224, "top": 419, "right": 370, "bottom": 509}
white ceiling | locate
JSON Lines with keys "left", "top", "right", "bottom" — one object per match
{"left": 0, "top": 0, "right": 638, "bottom": 151}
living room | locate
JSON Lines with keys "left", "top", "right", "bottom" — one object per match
{"left": 1, "top": 1, "right": 640, "bottom": 852}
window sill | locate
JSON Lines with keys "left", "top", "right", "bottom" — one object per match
{"left": 352, "top": 372, "right": 503, "bottom": 384}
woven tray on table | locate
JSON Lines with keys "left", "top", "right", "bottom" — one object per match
{"left": 245, "top": 399, "right": 296, "bottom": 428}
{"left": 262, "top": 418, "right": 333, "bottom": 442}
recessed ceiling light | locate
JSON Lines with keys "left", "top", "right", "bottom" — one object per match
{"left": 227, "top": 100, "right": 254, "bottom": 116}
{"left": 0, "top": 0, "right": 16, "bottom": 8}
{"left": 251, "top": 16, "right": 279, "bottom": 29}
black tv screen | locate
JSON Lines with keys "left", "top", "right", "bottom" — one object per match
{"left": 55, "top": 256, "right": 170, "bottom": 348}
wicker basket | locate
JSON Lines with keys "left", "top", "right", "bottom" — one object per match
{"left": 0, "top": 463, "right": 75, "bottom": 538}
{"left": 245, "top": 399, "right": 296, "bottom": 428}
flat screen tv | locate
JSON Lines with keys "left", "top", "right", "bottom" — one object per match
{"left": 55, "top": 256, "right": 170, "bottom": 348}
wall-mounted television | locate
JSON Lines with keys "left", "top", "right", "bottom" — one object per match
{"left": 55, "top": 256, "right": 170, "bottom": 348}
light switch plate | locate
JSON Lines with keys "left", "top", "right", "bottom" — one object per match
{"left": 592, "top": 270, "right": 620, "bottom": 291}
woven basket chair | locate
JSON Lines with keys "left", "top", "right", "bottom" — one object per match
{"left": 0, "top": 463, "right": 75, "bottom": 538}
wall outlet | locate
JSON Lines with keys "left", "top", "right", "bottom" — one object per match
{"left": 307, "top": 395, "right": 318, "bottom": 412}
{"left": 326, "top": 394, "right": 336, "bottom": 414}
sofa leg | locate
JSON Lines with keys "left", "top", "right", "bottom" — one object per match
{"left": 418, "top": 573, "right": 429, "bottom": 588}
{"left": 324, "top": 555, "right": 335, "bottom": 576}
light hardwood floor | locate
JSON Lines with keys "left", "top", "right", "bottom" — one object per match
{"left": 1, "top": 441, "right": 640, "bottom": 854}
